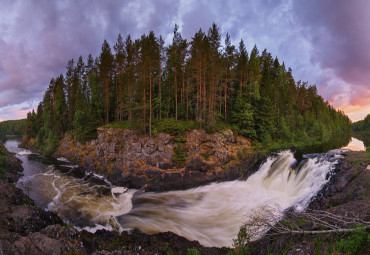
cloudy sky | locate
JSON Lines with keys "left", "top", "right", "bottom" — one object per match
{"left": 0, "top": 0, "right": 369, "bottom": 122}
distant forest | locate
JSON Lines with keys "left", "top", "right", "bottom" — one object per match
{"left": 22, "top": 23, "right": 351, "bottom": 153}
{"left": 352, "top": 114, "right": 370, "bottom": 132}
{"left": 0, "top": 119, "right": 27, "bottom": 142}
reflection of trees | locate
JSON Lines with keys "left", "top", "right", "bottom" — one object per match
{"left": 352, "top": 131, "right": 370, "bottom": 147}
{"left": 295, "top": 133, "right": 352, "bottom": 159}
{"left": 320, "top": 133, "right": 352, "bottom": 151}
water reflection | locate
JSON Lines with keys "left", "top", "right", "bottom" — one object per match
{"left": 293, "top": 133, "right": 352, "bottom": 161}
{"left": 341, "top": 137, "right": 365, "bottom": 151}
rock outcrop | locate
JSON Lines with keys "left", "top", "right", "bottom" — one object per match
{"left": 54, "top": 128, "right": 261, "bottom": 191}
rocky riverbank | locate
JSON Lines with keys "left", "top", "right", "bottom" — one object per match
{"left": 45, "top": 128, "right": 265, "bottom": 191}
{"left": 0, "top": 142, "right": 229, "bottom": 254}
{"left": 10, "top": 136, "right": 370, "bottom": 254}
{"left": 247, "top": 150, "right": 370, "bottom": 255}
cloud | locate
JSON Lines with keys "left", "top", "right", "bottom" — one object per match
{"left": 292, "top": 0, "right": 370, "bottom": 116}
{"left": 0, "top": 0, "right": 369, "bottom": 122}
{"left": 0, "top": 0, "right": 181, "bottom": 118}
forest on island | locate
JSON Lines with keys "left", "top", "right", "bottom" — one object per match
{"left": 0, "top": 119, "right": 27, "bottom": 143}
{"left": 22, "top": 23, "right": 351, "bottom": 154}
{"left": 352, "top": 114, "right": 370, "bottom": 132}
{"left": 352, "top": 114, "right": 370, "bottom": 148}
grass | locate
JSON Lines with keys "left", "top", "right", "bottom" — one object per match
{"left": 153, "top": 118, "right": 200, "bottom": 135}
{"left": 366, "top": 146, "right": 370, "bottom": 159}
{"left": 103, "top": 118, "right": 236, "bottom": 136}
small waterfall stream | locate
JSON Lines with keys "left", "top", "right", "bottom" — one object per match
{"left": 4, "top": 138, "right": 347, "bottom": 247}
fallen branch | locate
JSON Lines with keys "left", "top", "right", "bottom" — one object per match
{"left": 241, "top": 205, "right": 370, "bottom": 242}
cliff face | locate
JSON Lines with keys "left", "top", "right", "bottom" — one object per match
{"left": 54, "top": 128, "right": 264, "bottom": 191}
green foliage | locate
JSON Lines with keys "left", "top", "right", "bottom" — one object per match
{"left": 23, "top": 23, "right": 352, "bottom": 154}
{"left": 353, "top": 114, "right": 370, "bottom": 132}
{"left": 153, "top": 118, "right": 199, "bottom": 135}
{"left": 328, "top": 227, "right": 369, "bottom": 254}
{"left": 104, "top": 120, "right": 133, "bottom": 129}
{"left": 230, "top": 226, "right": 251, "bottom": 255}
{"left": 232, "top": 95, "right": 256, "bottom": 139}
{"left": 366, "top": 147, "right": 370, "bottom": 159}
{"left": 173, "top": 143, "right": 186, "bottom": 164}
{"left": 0, "top": 119, "right": 27, "bottom": 142}
{"left": 174, "top": 137, "right": 187, "bottom": 143}
{"left": 186, "top": 248, "right": 201, "bottom": 255}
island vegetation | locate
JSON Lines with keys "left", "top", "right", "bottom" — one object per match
{"left": 0, "top": 119, "right": 27, "bottom": 142}
{"left": 4, "top": 24, "right": 351, "bottom": 155}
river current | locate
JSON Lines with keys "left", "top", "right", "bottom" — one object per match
{"left": 4, "top": 137, "right": 364, "bottom": 247}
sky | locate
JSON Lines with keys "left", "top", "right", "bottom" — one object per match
{"left": 0, "top": 0, "right": 369, "bottom": 122}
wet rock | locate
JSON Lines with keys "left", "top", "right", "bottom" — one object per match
{"left": 186, "top": 156, "right": 203, "bottom": 171}
{"left": 84, "top": 156, "right": 94, "bottom": 168}
{"left": 186, "top": 156, "right": 212, "bottom": 172}
{"left": 144, "top": 139, "right": 157, "bottom": 154}
{"left": 145, "top": 169, "right": 162, "bottom": 180}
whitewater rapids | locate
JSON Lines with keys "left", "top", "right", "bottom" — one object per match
{"left": 9, "top": 140, "right": 339, "bottom": 248}
{"left": 117, "top": 150, "right": 339, "bottom": 247}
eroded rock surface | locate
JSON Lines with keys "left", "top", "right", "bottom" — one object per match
{"left": 54, "top": 128, "right": 258, "bottom": 191}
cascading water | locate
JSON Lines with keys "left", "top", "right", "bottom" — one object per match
{"left": 116, "top": 150, "right": 340, "bottom": 247}
{"left": 5, "top": 138, "right": 342, "bottom": 248}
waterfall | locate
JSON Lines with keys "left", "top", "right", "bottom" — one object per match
{"left": 5, "top": 138, "right": 340, "bottom": 248}
{"left": 116, "top": 150, "right": 339, "bottom": 247}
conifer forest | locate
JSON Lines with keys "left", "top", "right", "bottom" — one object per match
{"left": 23, "top": 24, "right": 351, "bottom": 153}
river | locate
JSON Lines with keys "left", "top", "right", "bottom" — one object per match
{"left": 4, "top": 136, "right": 365, "bottom": 247}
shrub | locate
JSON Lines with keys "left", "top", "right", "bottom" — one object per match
{"left": 153, "top": 118, "right": 199, "bottom": 135}
{"left": 328, "top": 226, "right": 369, "bottom": 254}
{"left": 173, "top": 143, "right": 186, "bottom": 164}
{"left": 187, "top": 248, "right": 200, "bottom": 255}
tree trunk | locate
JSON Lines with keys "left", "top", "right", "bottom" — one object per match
{"left": 159, "top": 63, "right": 162, "bottom": 120}
{"left": 105, "top": 77, "right": 109, "bottom": 124}
{"left": 175, "top": 66, "right": 178, "bottom": 120}
{"left": 149, "top": 63, "right": 152, "bottom": 136}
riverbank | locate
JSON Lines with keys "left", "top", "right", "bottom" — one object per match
{"left": 0, "top": 142, "right": 228, "bottom": 254}
{"left": 2, "top": 141, "right": 370, "bottom": 254}
{"left": 22, "top": 128, "right": 266, "bottom": 192}
{"left": 243, "top": 150, "right": 370, "bottom": 255}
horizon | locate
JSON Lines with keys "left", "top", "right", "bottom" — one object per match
{"left": 1, "top": 0, "right": 369, "bottom": 122}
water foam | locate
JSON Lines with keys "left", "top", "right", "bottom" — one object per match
{"left": 117, "top": 150, "right": 339, "bottom": 247}
{"left": 18, "top": 150, "right": 32, "bottom": 155}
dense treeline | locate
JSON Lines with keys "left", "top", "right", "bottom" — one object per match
{"left": 0, "top": 119, "right": 27, "bottom": 142}
{"left": 25, "top": 23, "right": 351, "bottom": 154}
{"left": 352, "top": 114, "right": 370, "bottom": 132}
{"left": 352, "top": 114, "right": 370, "bottom": 149}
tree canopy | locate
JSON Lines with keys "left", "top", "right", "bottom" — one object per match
{"left": 24, "top": 23, "right": 351, "bottom": 153}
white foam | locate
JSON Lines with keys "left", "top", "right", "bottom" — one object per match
{"left": 61, "top": 164, "right": 79, "bottom": 168}
{"left": 57, "top": 157, "right": 69, "bottom": 162}
{"left": 111, "top": 187, "right": 128, "bottom": 194}
{"left": 74, "top": 224, "right": 113, "bottom": 233}
{"left": 117, "top": 150, "right": 339, "bottom": 248}
{"left": 18, "top": 150, "right": 32, "bottom": 155}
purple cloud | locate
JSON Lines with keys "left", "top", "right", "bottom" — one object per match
{"left": 0, "top": 0, "right": 369, "bottom": 121}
